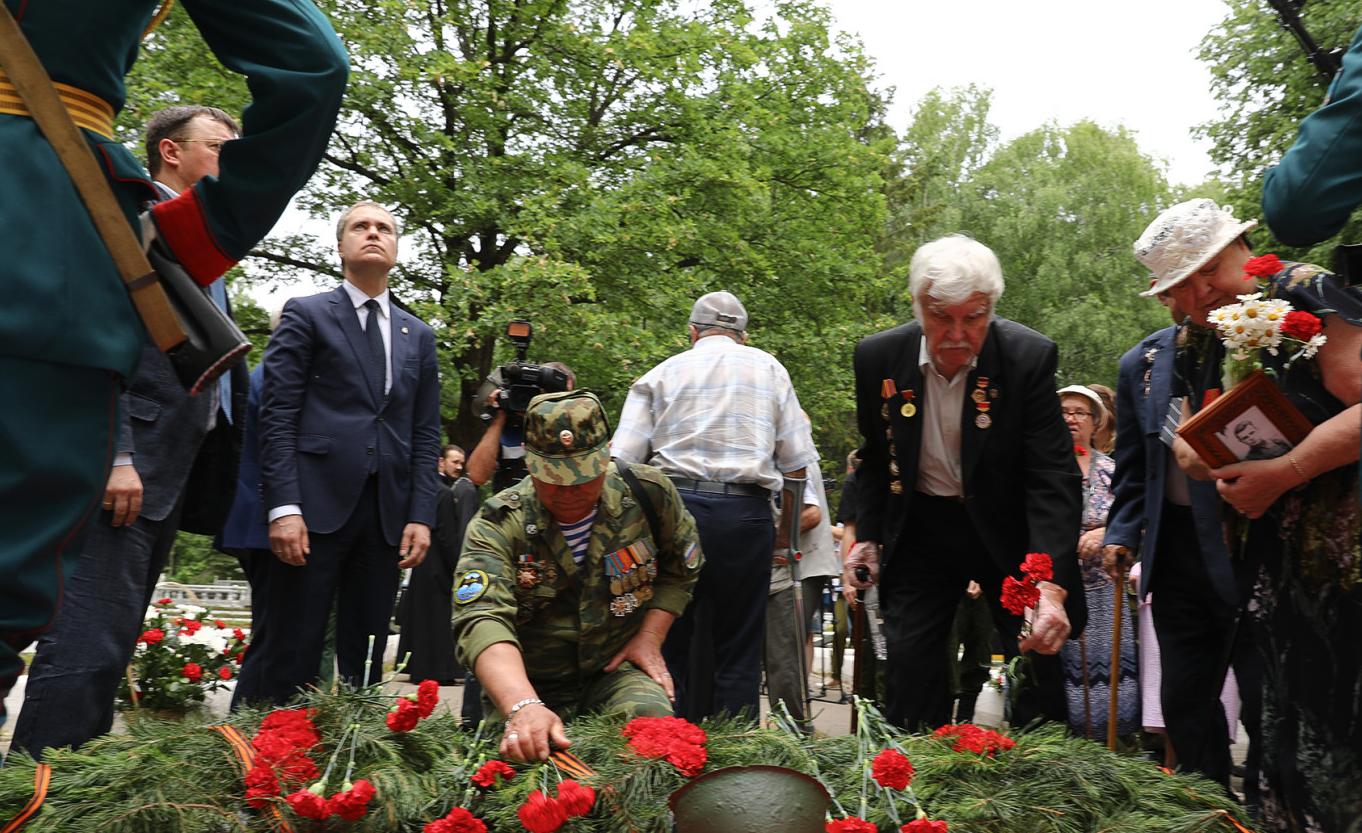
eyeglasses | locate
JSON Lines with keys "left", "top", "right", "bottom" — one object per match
{"left": 175, "top": 139, "right": 228, "bottom": 155}
{"left": 1060, "top": 409, "right": 1092, "bottom": 419}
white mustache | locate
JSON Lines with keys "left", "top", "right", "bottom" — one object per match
{"left": 939, "top": 341, "right": 971, "bottom": 349}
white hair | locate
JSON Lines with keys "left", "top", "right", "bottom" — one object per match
{"left": 909, "top": 234, "right": 1005, "bottom": 317}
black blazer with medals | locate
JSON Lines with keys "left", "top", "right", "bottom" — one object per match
{"left": 852, "top": 318, "right": 1086, "bottom": 635}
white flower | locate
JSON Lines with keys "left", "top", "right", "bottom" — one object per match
{"left": 1301, "top": 333, "right": 1327, "bottom": 359}
{"left": 178, "top": 627, "right": 228, "bottom": 654}
{"left": 176, "top": 604, "right": 207, "bottom": 620}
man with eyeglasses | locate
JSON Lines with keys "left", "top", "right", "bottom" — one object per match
{"left": 10, "top": 106, "right": 252, "bottom": 760}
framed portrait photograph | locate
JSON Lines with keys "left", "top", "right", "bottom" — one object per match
{"left": 1177, "top": 371, "right": 1314, "bottom": 469}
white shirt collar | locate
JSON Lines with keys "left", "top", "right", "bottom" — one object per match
{"left": 342, "top": 279, "right": 390, "bottom": 319}
{"left": 918, "top": 335, "right": 978, "bottom": 381}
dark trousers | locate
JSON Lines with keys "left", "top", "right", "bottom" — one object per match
{"left": 11, "top": 499, "right": 182, "bottom": 759}
{"left": 663, "top": 491, "right": 774, "bottom": 722}
{"left": 232, "top": 478, "right": 400, "bottom": 708}
{"left": 0, "top": 357, "right": 119, "bottom": 731}
{"left": 880, "top": 493, "right": 1065, "bottom": 732}
{"left": 1149, "top": 502, "right": 1248, "bottom": 793}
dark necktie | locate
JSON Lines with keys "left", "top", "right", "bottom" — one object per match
{"left": 363, "top": 299, "right": 386, "bottom": 405}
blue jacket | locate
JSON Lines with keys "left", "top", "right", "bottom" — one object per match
{"left": 259, "top": 287, "right": 442, "bottom": 545}
{"left": 217, "top": 364, "right": 268, "bottom": 552}
{"left": 1103, "top": 326, "right": 1236, "bottom": 604}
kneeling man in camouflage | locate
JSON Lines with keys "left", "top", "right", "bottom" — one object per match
{"left": 453, "top": 391, "right": 703, "bottom": 761}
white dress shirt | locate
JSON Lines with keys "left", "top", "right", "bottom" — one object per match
{"left": 915, "top": 336, "right": 977, "bottom": 497}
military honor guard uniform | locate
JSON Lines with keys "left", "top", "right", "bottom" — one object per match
{"left": 0, "top": 0, "right": 348, "bottom": 723}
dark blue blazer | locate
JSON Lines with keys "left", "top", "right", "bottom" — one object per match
{"left": 1103, "top": 326, "right": 1236, "bottom": 605}
{"left": 259, "top": 286, "right": 441, "bottom": 545}
{"left": 216, "top": 364, "right": 268, "bottom": 553}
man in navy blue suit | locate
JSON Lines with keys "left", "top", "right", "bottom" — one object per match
{"left": 1102, "top": 289, "right": 1257, "bottom": 799}
{"left": 233, "top": 200, "right": 442, "bottom": 707}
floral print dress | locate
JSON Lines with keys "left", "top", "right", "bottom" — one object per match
{"left": 1060, "top": 450, "right": 1139, "bottom": 739}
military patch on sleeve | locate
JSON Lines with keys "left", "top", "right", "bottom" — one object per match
{"left": 682, "top": 541, "right": 701, "bottom": 569}
{"left": 455, "top": 570, "right": 490, "bottom": 605}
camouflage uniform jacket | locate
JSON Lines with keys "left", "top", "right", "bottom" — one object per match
{"left": 453, "top": 462, "right": 702, "bottom": 701}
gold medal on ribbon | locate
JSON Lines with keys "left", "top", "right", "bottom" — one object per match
{"left": 975, "top": 413, "right": 992, "bottom": 429}
{"left": 900, "top": 402, "right": 916, "bottom": 418}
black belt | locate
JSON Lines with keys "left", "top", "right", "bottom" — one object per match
{"left": 913, "top": 490, "right": 965, "bottom": 505}
{"left": 667, "top": 476, "right": 769, "bottom": 498}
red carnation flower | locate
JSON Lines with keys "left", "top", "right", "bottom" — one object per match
{"left": 285, "top": 788, "right": 329, "bottom": 820}
{"left": 139, "top": 628, "right": 164, "bottom": 646}
{"left": 416, "top": 678, "right": 440, "bottom": 717}
{"left": 826, "top": 818, "right": 878, "bottom": 833}
{"left": 1000, "top": 576, "right": 1040, "bottom": 616}
{"left": 470, "top": 759, "right": 516, "bottom": 788}
{"left": 243, "top": 764, "right": 280, "bottom": 808}
{"left": 219, "top": 666, "right": 234, "bottom": 680}
{"left": 182, "top": 618, "right": 202, "bottom": 635}
{"left": 424, "top": 807, "right": 488, "bottom": 833}
{"left": 1281, "top": 310, "right": 1323, "bottom": 341}
{"left": 871, "top": 748, "right": 915, "bottom": 790}
{"left": 1020, "top": 552, "right": 1054, "bottom": 583}
{"left": 214, "top": 619, "right": 226, "bottom": 629}
{"left": 1073, "top": 443, "right": 1088, "bottom": 457}
{"left": 233, "top": 627, "right": 247, "bottom": 642}
{"left": 386, "top": 697, "right": 422, "bottom": 732}
{"left": 327, "top": 779, "right": 375, "bottom": 821}
{"left": 935, "top": 723, "right": 1016, "bottom": 757}
{"left": 517, "top": 790, "right": 568, "bottom": 833}
{"left": 256, "top": 709, "right": 320, "bottom": 752}
{"left": 275, "top": 754, "right": 319, "bottom": 784}
{"left": 156, "top": 597, "right": 173, "bottom": 606}
{"left": 1243, "top": 254, "right": 1283, "bottom": 279}
{"left": 902, "top": 820, "right": 949, "bottom": 833}
{"left": 182, "top": 662, "right": 202, "bottom": 683}
{"left": 555, "top": 778, "right": 596, "bottom": 817}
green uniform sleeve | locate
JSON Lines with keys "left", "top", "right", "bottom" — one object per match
{"left": 451, "top": 508, "right": 523, "bottom": 669}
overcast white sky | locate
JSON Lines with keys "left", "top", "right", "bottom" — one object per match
{"left": 824, "top": 0, "right": 1232, "bottom": 185}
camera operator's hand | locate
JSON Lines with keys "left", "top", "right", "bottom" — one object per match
{"left": 467, "top": 391, "right": 508, "bottom": 487}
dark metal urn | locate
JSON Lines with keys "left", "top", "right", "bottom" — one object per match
{"left": 669, "top": 765, "right": 830, "bottom": 833}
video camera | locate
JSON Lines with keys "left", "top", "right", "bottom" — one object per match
{"left": 476, "top": 320, "right": 571, "bottom": 421}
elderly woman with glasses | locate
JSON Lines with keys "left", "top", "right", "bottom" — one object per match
{"left": 1056, "top": 384, "right": 1138, "bottom": 741}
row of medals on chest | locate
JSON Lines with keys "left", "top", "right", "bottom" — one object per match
{"left": 514, "top": 524, "right": 658, "bottom": 617}
{"left": 879, "top": 377, "right": 997, "bottom": 494}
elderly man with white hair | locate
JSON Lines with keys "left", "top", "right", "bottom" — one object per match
{"left": 845, "top": 234, "right": 1085, "bottom": 731}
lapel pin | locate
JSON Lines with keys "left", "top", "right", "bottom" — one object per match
{"left": 401, "top": 326, "right": 409, "bottom": 334}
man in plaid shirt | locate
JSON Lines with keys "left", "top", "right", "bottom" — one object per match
{"left": 612, "top": 291, "right": 818, "bottom": 721}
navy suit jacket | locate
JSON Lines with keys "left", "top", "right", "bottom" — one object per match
{"left": 216, "top": 364, "right": 268, "bottom": 553}
{"left": 1102, "top": 326, "right": 1237, "bottom": 605}
{"left": 259, "top": 286, "right": 441, "bottom": 545}
{"left": 853, "top": 318, "right": 1087, "bottom": 634}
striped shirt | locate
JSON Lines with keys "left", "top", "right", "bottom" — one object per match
{"left": 560, "top": 509, "right": 597, "bottom": 565}
{"left": 612, "top": 334, "right": 819, "bottom": 493}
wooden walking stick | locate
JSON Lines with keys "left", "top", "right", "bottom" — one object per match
{"left": 1107, "top": 564, "right": 1127, "bottom": 751}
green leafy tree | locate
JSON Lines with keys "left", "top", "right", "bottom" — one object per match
{"left": 122, "top": 0, "right": 891, "bottom": 462}
{"left": 956, "top": 121, "right": 1176, "bottom": 386}
{"left": 1197, "top": 0, "right": 1359, "bottom": 263}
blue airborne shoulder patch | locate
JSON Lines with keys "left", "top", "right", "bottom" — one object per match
{"left": 455, "top": 570, "right": 490, "bottom": 605}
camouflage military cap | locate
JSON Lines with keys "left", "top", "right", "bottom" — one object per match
{"left": 524, "top": 390, "right": 611, "bottom": 486}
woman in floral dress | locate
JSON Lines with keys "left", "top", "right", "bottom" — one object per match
{"left": 1057, "top": 385, "right": 1138, "bottom": 740}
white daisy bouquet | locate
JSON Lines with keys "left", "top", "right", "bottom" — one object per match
{"left": 1208, "top": 291, "right": 1326, "bottom": 388}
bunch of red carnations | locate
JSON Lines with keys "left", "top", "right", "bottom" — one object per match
{"left": 516, "top": 779, "right": 596, "bottom": 833}
{"left": 385, "top": 678, "right": 441, "bottom": 732}
{"left": 934, "top": 723, "right": 1016, "bottom": 758}
{"left": 826, "top": 746, "right": 948, "bottom": 832}
{"left": 423, "top": 806, "right": 488, "bottom": 833}
{"left": 285, "top": 778, "right": 376, "bottom": 822}
{"left": 621, "top": 715, "right": 707, "bottom": 776}
{"left": 1000, "top": 552, "right": 1052, "bottom": 620}
{"left": 243, "top": 708, "right": 322, "bottom": 808}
